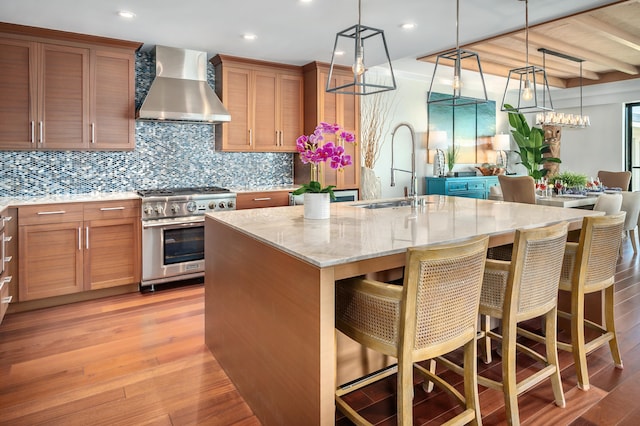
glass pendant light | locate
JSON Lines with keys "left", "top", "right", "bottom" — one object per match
{"left": 326, "top": 0, "right": 396, "bottom": 95}
{"left": 501, "top": 0, "right": 553, "bottom": 113}
{"left": 427, "top": 0, "right": 488, "bottom": 107}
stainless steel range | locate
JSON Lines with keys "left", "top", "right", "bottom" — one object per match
{"left": 138, "top": 186, "right": 236, "bottom": 290}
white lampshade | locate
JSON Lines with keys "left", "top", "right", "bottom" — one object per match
{"left": 428, "top": 131, "right": 448, "bottom": 151}
{"left": 493, "top": 134, "right": 511, "bottom": 151}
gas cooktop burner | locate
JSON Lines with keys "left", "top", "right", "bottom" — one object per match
{"left": 137, "top": 186, "right": 231, "bottom": 197}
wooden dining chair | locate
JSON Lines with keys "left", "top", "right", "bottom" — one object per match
{"left": 597, "top": 170, "right": 631, "bottom": 191}
{"left": 335, "top": 236, "right": 489, "bottom": 426}
{"left": 498, "top": 175, "right": 536, "bottom": 204}
{"left": 441, "top": 221, "right": 569, "bottom": 425}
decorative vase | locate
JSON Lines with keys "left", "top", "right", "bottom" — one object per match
{"left": 304, "top": 192, "right": 330, "bottom": 220}
{"left": 361, "top": 167, "right": 382, "bottom": 200}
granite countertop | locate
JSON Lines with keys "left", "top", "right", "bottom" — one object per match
{"left": 0, "top": 192, "right": 141, "bottom": 211}
{"left": 205, "top": 195, "right": 603, "bottom": 268}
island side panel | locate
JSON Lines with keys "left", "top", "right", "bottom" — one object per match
{"left": 204, "top": 217, "right": 335, "bottom": 425}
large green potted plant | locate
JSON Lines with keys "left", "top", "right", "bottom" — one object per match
{"left": 505, "top": 104, "right": 561, "bottom": 179}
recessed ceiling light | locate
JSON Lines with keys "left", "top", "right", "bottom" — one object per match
{"left": 334, "top": 50, "right": 345, "bottom": 56}
{"left": 243, "top": 33, "right": 257, "bottom": 41}
{"left": 117, "top": 10, "right": 136, "bottom": 19}
{"left": 401, "top": 23, "right": 416, "bottom": 30}
{"left": 300, "top": 0, "right": 313, "bottom": 3}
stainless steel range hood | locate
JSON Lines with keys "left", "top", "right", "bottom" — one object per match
{"left": 136, "top": 45, "right": 231, "bottom": 123}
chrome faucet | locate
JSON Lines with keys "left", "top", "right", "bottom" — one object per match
{"left": 390, "top": 122, "right": 418, "bottom": 206}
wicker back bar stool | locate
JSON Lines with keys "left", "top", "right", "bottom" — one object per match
{"left": 335, "top": 235, "right": 489, "bottom": 426}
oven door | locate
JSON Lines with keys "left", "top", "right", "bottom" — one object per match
{"left": 141, "top": 217, "right": 205, "bottom": 287}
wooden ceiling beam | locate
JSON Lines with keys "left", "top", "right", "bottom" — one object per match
{"left": 469, "top": 44, "right": 601, "bottom": 80}
{"left": 515, "top": 31, "right": 639, "bottom": 75}
{"left": 573, "top": 15, "right": 640, "bottom": 51}
{"left": 462, "top": 58, "right": 568, "bottom": 88}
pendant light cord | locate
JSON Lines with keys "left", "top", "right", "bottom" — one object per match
{"left": 456, "top": 0, "right": 460, "bottom": 50}
{"left": 525, "top": 0, "right": 529, "bottom": 69}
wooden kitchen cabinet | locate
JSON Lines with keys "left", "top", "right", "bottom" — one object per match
{"left": 296, "top": 62, "right": 360, "bottom": 190}
{"left": 0, "top": 23, "right": 139, "bottom": 151}
{"left": 18, "top": 199, "right": 141, "bottom": 301}
{"left": 236, "top": 190, "right": 291, "bottom": 210}
{"left": 212, "top": 55, "right": 303, "bottom": 152}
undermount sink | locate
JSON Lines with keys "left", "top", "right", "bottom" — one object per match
{"left": 356, "top": 199, "right": 425, "bottom": 209}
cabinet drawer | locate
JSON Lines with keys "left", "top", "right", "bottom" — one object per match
{"left": 236, "top": 191, "right": 290, "bottom": 209}
{"left": 19, "top": 203, "right": 84, "bottom": 225}
{"left": 467, "top": 181, "right": 486, "bottom": 191}
{"left": 83, "top": 199, "right": 140, "bottom": 220}
{"left": 447, "top": 182, "right": 469, "bottom": 192}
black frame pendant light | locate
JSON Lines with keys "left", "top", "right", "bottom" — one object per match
{"left": 501, "top": 0, "right": 554, "bottom": 113}
{"left": 427, "top": 0, "right": 488, "bottom": 107}
{"left": 326, "top": 0, "right": 396, "bottom": 95}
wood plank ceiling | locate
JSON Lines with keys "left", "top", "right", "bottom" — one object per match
{"left": 418, "top": 0, "right": 640, "bottom": 88}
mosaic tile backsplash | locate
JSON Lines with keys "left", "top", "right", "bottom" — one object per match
{"left": 0, "top": 51, "right": 294, "bottom": 197}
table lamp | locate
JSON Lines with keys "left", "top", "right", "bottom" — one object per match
{"left": 493, "top": 134, "right": 511, "bottom": 171}
{"left": 428, "top": 131, "right": 447, "bottom": 177}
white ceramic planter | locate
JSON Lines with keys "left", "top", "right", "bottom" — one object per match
{"left": 304, "top": 192, "right": 330, "bottom": 220}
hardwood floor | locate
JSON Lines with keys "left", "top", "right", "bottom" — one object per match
{"left": 2, "top": 240, "right": 640, "bottom": 425}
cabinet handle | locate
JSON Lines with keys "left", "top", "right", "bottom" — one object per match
{"left": 99, "top": 207, "right": 125, "bottom": 211}
{"left": 91, "top": 123, "right": 96, "bottom": 144}
{"left": 30, "top": 121, "right": 35, "bottom": 144}
{"left": 78, "top": 227, "right": 82, "bottom": 251}
{"left": 2, "top": 296, "right": 13, "bottom": 304}
{"left": 1, "top": 216, "right": 12, "bottom": 225}
{"left": 248, "top": 129, "right": 253, "bottom": 146}
{"left": 253, "top": 197, "right": 272, "bottom": 201}
{"left": 37, "top": 210, "right": 66, "bottom": 215}
{"left": 4, "top": 236, "right": 12, "bottom": 243}
{"left": 85, "top": 227, "right": 90, "bottom": 250}
{"left": 4, "top": 256, "right": 11, "bottom": 264}
{"left": 39, "top": 121, "right": 43, "bottom": 144}
{"left": 1, "top": 276, "right": 11, "bottom": 285}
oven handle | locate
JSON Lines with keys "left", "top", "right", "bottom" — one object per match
{"left": 142, "top": 217, "right": 205, "bottom": 229}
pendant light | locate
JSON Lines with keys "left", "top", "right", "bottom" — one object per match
{"left": 326, "top": 0, "right": 396, "bottom": 95}
{"left": 427, "top": 0, "right": 488, "bottom": 107}
{"left": 501, "top": 0, "right": 553, "bottom": 113}
{"left": 535, "top": 48, "right": 591, "bottom": 129}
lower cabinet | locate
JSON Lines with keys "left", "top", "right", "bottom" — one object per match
{"left": 18, "top": 199, "right": 140, "bottom": 301}
{"left": 425, "top": 176, "right": 500, "bottom": 199}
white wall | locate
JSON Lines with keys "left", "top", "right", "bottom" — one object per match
{"left": 364, "top": 60, "right": 640, "bottom": 198}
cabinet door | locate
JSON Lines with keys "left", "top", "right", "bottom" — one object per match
{"left": 39, "top": 43, "right": 90, "bottom": 150}
{"left": 253, "top": 70, "right": 278, "bottom": 149}
{"left": 278, "top": 74, "right": 304, "bottom": 151}
{"left": 18, "top": 221, "right": 84, "bottom": 301}
{"left": 91, "top": 49, "right": 135, "bottom": 150}
{"left": 84, "top": 217, "right": 140, "bottom": 290}
{"left": 0, "top": 38, "right": 36, "bottom": 149}
{"left": 219, "top": 66, "right": 252, "bottom": 151}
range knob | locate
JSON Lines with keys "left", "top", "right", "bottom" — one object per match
{"left": 218, "top": 201, "right": 227, "bottom": 209}
{"left": 208, "top": 201, "right": 217, "bottom": 210}
{"left": 186, "top": 201, "right": 197, "bottom": 212}
{"left": 170, "top": 204, "right": 181, "bottom": 213}
{"left": 227, "top": 201, "right": 235, "bottom": 209}
{"left": 155, "top": 204, "right": 164, "bottom": 214}
{"left": 143, "top": 205, "right": 154, "bottom": 215}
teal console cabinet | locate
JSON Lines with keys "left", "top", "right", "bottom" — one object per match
{"left": 425, "top": 176, "right": 499, "bottom": 199}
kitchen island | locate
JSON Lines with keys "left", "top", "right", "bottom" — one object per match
{"left": 204, "top": 195, "right": 602, "bottom": 425}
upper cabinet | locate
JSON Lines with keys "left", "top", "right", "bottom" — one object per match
{"left": 0, "top": 23, "right": 140, "bottom": 151}
{"left": 211, "top": 55, "right": 303, "bottom": 152}
{"left": 296, "top": 62, "right": 360, "bottom": 190}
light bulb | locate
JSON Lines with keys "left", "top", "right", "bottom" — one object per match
{"left": 352, "top": 39, "right": 365, "bottom": 76}
{"left": 522, "top": 79, "right": 533, "bottom": 101}
{"left": 452, "top": 75, "right": 462, "bottom": 92}
{"left": 352, "top": 56, "right": 365, "bottom": 76}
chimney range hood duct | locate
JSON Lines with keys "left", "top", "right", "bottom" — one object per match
{"left": 136, "top": 45, "right": 231, "bottom": 123}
